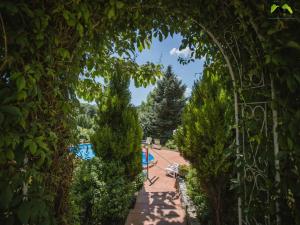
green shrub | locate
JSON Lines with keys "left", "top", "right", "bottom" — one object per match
{"left": 178, "top": 164, "right": 190, "bottom": 178}
{"left": 70, "top": 64, "right": 144, "bottom": 225}
{"left": 69, "top": 157, "right": 142, "bottom": 225}
{"left": 178, "top": 68, "right": 235, "bottom": 225}
{"left": 186, "top": 168, "right": 213, "bottom": 224}
{"left": 92, "top": 65, "right": 142, "bottom": 180}
{"left": 165, "top": 138, "right": 178, "bottom": 150}
{"left": 173, "top": 126, "right": 185, "bottom": 150}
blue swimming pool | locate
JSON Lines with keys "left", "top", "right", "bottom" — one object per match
{"left": 71, "top": 143, "right": 95, "bottom": 160}
{"left": 142, "top": 151, "right": 154, "bottom": 166}
{"left": 71, "top": 144, "right": 155, "bottom": 165}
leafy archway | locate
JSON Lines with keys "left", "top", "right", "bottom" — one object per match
{"left": 0, "top": 1, "right": 299, "bottom": 224}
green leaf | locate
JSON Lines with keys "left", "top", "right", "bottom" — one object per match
{"left": 150, "top": 77, "right": 156, "bottom": 85}
{"left": 58, "top": 48, "right": 70, "bottom": 59}
{"left": 6, "top": 150, "right": 15, "bottom": 160}
{"left": 158, "top": 32, "right": 163, "bottom": 42}
{"left": 77, "top": 23, "right": 84, "bottom": 37}
{"left": 24, "top": 139, "right": 31, "bottom": 148}
{"left": 17, "top": 202, "right": 31, "bottom": 224}
{"left": 107, "top": 7, "right": 115, "bottom": 19}
{"left": 116, "top": 1, "right": 125, "bottom": 9}
{"left": 16, "top": 76, "right": 26, "bottom": 91}
{"left": 39, "top": 142, "right": 48, "bottom": 151}
{"left": 145, "top": 39, "right": 151, "bottom": 49}
{"left": 270, "top": 4, "right": 279, "bottom": 14}
{"left": 0, "top": 106, "right": 22, "bottom": 118}
{"left": 36, "top": 137, "right": 49, "bottom": 151}
{"left": 17, "top": 91, "right": 27, "bottom": 100}
{"left": 63, "top": 10, "right": 69, "bottom": 19}
{"left": 82, "top": 7, "right": 90, "bottom": 23}
{"left": 63, "top": 10, "right": 76, "bottom": 27}
{"left": 281, "top": 3, "right": 293, "bottom": 14}
{"left": 29, "top": 142, "right": 37, "bottom": 155}
{"left": 37, "top": 151, "right": 46, "bottom": 167}
{"left": 286, "top": 41, "right": 300, "bottom": 50}
{"left": 137, "top": 40, "right": 144, "bottom": 52}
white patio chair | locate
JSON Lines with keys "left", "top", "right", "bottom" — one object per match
{"left": 165, "top": 163, "right": 179, "bottom": 178}
{"left": 153, "top": 138, "right": 162, "bottom": 149}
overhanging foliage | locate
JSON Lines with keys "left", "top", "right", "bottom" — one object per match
{"left": 0, "top": 1, "right": 299, "bottom": 224}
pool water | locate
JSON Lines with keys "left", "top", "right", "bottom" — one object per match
{"left": 71, "top": 143, "right": 95, "bottom": 160}
{"left": 71, "top": 144, "right": 155, "bottom": 165}
{"left": 142, "top": 151, "right": 154, "bottom": 166}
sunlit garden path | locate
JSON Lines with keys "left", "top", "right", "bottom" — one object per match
{"left": 125, "top": 149, "right": 189, "bottom": 225}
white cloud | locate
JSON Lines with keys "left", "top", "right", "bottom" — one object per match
{"left": 169, "top": 47, "right": 192, "bottom": 58}
{"left": 185, "top": 87, "right": 192, "bottom": 97}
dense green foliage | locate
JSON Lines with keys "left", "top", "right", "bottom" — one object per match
{"left": 0, "top": 2, "right": 160, "bottom": 223}
{"left": 153, "top": 66, "right": 186, "bottom": 143}
{"left": 76, "top": 103, "right": 97, "bottom": 141}
{"left": 70, "top": 64, "right": 144, "bottom": 225}
{"left": 165, "top": 138, "right": 178, "bottom": 150}
{"left": 138, "top": 90, "right": 156, "bottom": 138}
{"left": 0, "top": 0, "right": 299, "bottom": 224}
{"left": 92, "top": 62, "right": 142, "bottom": 180}
{"left": 69, "top": 158, "right": 144, "bottom": 225}
{"left": 139, "top": 66, "right": 186, "bottom": 143}
{"left": 186, "top": 168, "right": 212, "bottom": 224}
{"left": 176, "top": 60, "right": 235, "bottom": 225}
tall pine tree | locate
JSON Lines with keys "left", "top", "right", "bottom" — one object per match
{"left": 152, "top": 66, "right": 186, "bottom": 143}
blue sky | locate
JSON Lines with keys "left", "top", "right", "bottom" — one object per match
{"left": 130, "top": 33, "right": 204, "bottom": 106}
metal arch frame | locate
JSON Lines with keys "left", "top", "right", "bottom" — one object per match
{"left": 189, "top": 19, "right": 281, "bottom": 225}
{"left": 190, "top": 19, "right": 243, "bottom": 225}
{"left": 221, "top": 27, "right": 273, "bottom": 225}
{"left": 271, "top": 76, "right": 281, "bottom": 225}
{"left": 240, "top": 101, "right": 271, "bottom": 225}
{"left": 221, "top": 26, "right": 281, "bottom": 225}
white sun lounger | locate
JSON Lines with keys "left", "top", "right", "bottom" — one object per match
{"left": 165, "top": 163, "right": 179, "bottom": 178}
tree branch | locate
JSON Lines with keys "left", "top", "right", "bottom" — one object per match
{"left": 0, "top": 13, "right": 8, "bottom": 72}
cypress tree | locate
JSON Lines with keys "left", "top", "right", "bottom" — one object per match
{"left": 92, "top": 62, "right": 142, "bottom": 180}
{"left": 177, "top": 69, "right": 235, "bottom": 225}
{"left": 71, "top": 63, "right": 144, "bottom": 225}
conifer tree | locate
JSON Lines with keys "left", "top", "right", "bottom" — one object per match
{"left": 71, "top": 63, "right": 144, "bottom": 225}
{"left": 153, "top": 66, "right": 186, "bottom": 143}
{"left": 92, "top": 62, "right": 142, "bottom": 180}
{"left": 177, "top": 68, "right": 235, "bottom": 225}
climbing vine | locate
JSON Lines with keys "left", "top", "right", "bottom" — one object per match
{"left": 0, "top": 0, "right": 299, "bottom": 224}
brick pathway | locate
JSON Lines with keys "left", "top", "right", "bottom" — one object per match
{"left": 125, "top": 149, "right": 189, "bottom": 225}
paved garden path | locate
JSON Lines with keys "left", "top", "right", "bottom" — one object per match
{"left": 125, "top": 149, "right": 189, "bottom": 225}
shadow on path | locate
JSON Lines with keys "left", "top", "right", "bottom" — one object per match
{"left": 126, "top": 149, "right": 188, "bottom": 225}
{"left": 126, "top": 186, "right": 186, "bottom": 225}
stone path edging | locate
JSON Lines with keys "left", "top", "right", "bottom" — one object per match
{"left": 176, "top": 178, "right": 200, "bottom": 225}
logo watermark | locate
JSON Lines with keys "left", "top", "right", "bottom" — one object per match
{"left": 269, "top": 0, "right": 295, "bottom": 20}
